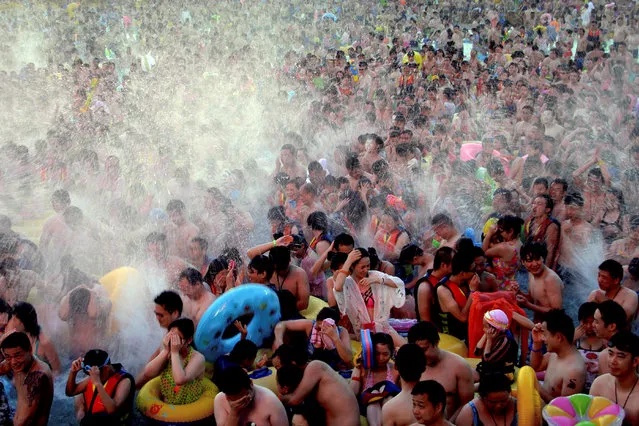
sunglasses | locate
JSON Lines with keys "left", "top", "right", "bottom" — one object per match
{"left": 81, "top": 356, "right": 109, "bottom": 374}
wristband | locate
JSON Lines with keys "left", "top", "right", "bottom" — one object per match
{"left": 531, "top": 347, "right": 543, "bottom": 353}
{"left": 597, "top": 160, "right": 604, "bottom": 167}
{"left": 272, "top": 240, "right": 277, "bottom": 247}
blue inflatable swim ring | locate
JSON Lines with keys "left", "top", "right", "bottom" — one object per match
{"left": 195, "top": 285, "right": 281, "bottom": 362}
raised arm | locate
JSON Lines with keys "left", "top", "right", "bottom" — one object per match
{"left": 279, "top": 362, "right": 323, "bottom": 406}
{"left": 246, "top": 235, "right": 293, "bottom": 259}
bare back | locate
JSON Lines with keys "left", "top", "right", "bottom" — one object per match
{"left": 420, "top": 351, "right": 474, "bottom": 420}
{"left": 14, "top": 358, "right": 53, "bottom": 426}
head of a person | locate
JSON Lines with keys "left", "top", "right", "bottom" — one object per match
{"left": 395, "top": 343, "right": 427, "bottom": 383}
{"left": 492, "top": 188, "right": 512, "bottom": 213}
{"left": 146, "top": 232, "right": 168, "bottom": 262}
{"left": 408, "top": 321, "right": 440, "bottom": 363}
{"left": 8, "top": 302, "right": 40, "bottom": 338}
{"left": 432, "top": 247, "right": 454, "bottom": 275}
{"left": 178, "top": 268, "right": 204, "bottom": 299}
{"left": 483, "top": 309, "right": 509, "bottom": 336}
{"left": 280, "top": 144, "right": 297, "bottom": 167}
{"left": 277, "top": 364, "right": 305, "bottom": 396}
{"left": 267, "top": 206, "right": 287, "bottom": 228}
{"left": 0, "top": 299, "right": 11, "bottom": 338}
{"left": 477, "top": 374, "right": 513, "bottom": 415}
{"left": 542, "top": 309, "right": 575, "bottom": 353}
{"left": 586, "top": 168, "right": 604, "bottom": 192}
{"left": 399, "top": 244, "right": 424, "bottom": 266}
{"left": 349, "top": 248, "right": 370, "bottom": 278}
{"left": 497, "top": 215, "right": 523, "bottom": 242}
{"left": 629, "top": 215, "right": 639, "bottom": 243}
{"left": 82, "top": 349, "right": 113, "bottom": 382}
{"left": 607, "top": 331, "right": 639, "bottom": 378}
{"left": 248, "top": 255, "right": 274, "bottom": 284}
{"left": 203, "top": 258, "right": 228, "bottom": 293}
{"left": 0, "top": 324, "right": 29, "bottom": 369}
{"left": 51, "top": 189, "right": 71, "bottom": 213}
{"left": 299, "top": 183, "right": 318, "bottom": 205}
{"left": 269, "top": 246, "right": 291, "bottom": 274}
{"left": 166, "top": 199, "right": 187, "bottom": 226}
{"left": 271, "top": 343, "right": 309, "bottom": 369}
{"left": 307, "top": 161, "right": 326, "bottom": 186}
{"left": 63, "top": 206, "right": 84, "bottom": 230}
{"left": 217, "top": 365, "right": 255, "bottom": 405}
{"left": 521, "top": 242, "right": 547, "bottom": 276}
{"left": 167, "top": 318, "right": 195, "bottom": 350}
{"left": 412, "top": 380, "right": 447, "bottom": 424}
{"left": 334, "top": 233, "right": 355, "bottom": 253}
{"left": 307, "top": 211, "right": 328, "bottom": 234}
{"left": 598, "top": 259, "right": 624, "bottom": 292}
{"left": 372, "top": 332, "right": 394, "bottom": 368}
{"left": 532, "top": 194, "right": 553, "bottom": 219}
{"left": 431, "top": 213, "right": 455, "bottom": 240}
{"left": 578, "top": 302, "right": 599, "bottom": 338}
{"left": 532, "top": 177, "right": 549, "bottom": 197}
{"left": 315, "top": 307, "right": 340, "bottom": 332}
{"left": 564, "top": 193, "right": 585, "bottom": 220}
{"left": 550, "top": 178, "right": 568, "bottom": 202}
{"left": 593, "top": 300, "right": 627, "bottom": 340}
{"left": 230, "top": 339, "right": 258, "bottom": 369}
{"left": 451, "top": 253, "right": 476, "bottom": 282}
{"left": 153, "top": 290, "right": 183, "bottom": 329}
{"left": 285, "top": 179, "right": 301, "bottom": 201}
{"left": 189, "top": 237, "right": 208, "bottom": 264}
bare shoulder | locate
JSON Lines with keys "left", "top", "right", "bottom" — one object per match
{"left": 445, "top": 351, "right": 473, "bottom": 374}
{"left": 587, "top": 289, "right": 600, "bottom": 301}
{"left": 590, "top": 373, "right": 613, "bottom": 395}
{"left": 255, "top": 384, "right": 281, "bottom": 403}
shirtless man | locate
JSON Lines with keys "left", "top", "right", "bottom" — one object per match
{"left": 39, "top": 189, "right": 71, "bottom": 270}
{"left": 382, "top": 343, "right": 427, "bottom": 426}
{"left": 593, "top": 300, "right": 627, "bottom": 375}
{"left": 0, "top": 332, "right": 53, "bottom": 426}
{"left": 549, "top": 178, "right": 568, "bottom": 222}
{"left": 215, "top": 365, "right": 288, "bottom": 426}
{"left": 277, "top": 360, "right": 360, "bottom": 426}
{"left": 297, "top": 183, "right": 324, "bottom": 227}
{"left": 607, "top": 216, "right": 639, "bottom": 266}
{"left": 144, "top": 232, "right": 189, "bottom": 286}
{"left": 399, "top": 245, "right": 434, "bottom": 292}
{"left": 517, "top": 242, "right": 564, "bottom": 323}
{"left": 177, "top": 268, "right": 215, "bottom": 328}
{"left": 165, "top": 199, "right": 199, "bottom": 261}
{"left": 428, "top": 213, "right": 461, "bottom": 251}
{"left": 188, "top": 237, "right": 213, "bottom": 277}
{"left": 588, "top": 260, "right": 638, "bottom": 321}
{"left": 273, "top": 144, "right": 306, "bottom": 180}
{"left": 590, "top": 331, "right": 639, "bottom": 426}
{"left": 411, "top": 380, "right": 454, "bottom": 426}
{"left": 531, "top": 309, "right": 587, "bottom": 403}
{"left": 408, "top": 321, "right": 474, "bottom": 423}
{"left": 524, "top": 195, "right": 560, "bottom": 270}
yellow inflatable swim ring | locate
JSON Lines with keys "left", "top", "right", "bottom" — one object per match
{"left": 137, "top": 376, "right": 218, "bottom": 424}
{"left": 517, "top": 366, "right": 542, "bottom": 426}
{"left": 99, "top": 267, "right": 141, "bottom": 303}
{"left": 300, "top": 296, "right": 329, "bottom": 319}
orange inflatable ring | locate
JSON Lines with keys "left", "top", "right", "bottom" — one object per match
{"left": 517, "top": 366, "right": 542, "bottom": 426}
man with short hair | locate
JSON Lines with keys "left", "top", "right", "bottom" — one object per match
{"left": 144, "top": 232, "right": 189, "bottom": 286}
{"left": 413, "top": 247, "right": 454, "bottom": 322}
{"left": 307, "top": 161, "right": 327, "bottom": 188}
{"left": 39, "top": 189, "right": 71, "bottom": 271}
{"left": 275, "top": 144, "right": 306, "bottom": 180}
{"left": 517, "top": 242, "right": 564, "bottom": 322}
{"left": 550, "top": 178, "right": 568, "bottom": 221}
{"left": 408, "top": 322, "right": 474, "bottom": 423}
{"left": 277, "top": 360, "right": 360, "bottom": 426}
{"left": 524, "top": 194, "right": 560, "bottom": 270}
{"left": 178, "top": 268, "right": 215, "bottom": 328}
{"left": 189, "top": 237, "right": 213, "bottom": 276}
{"left": 411, "top": 380, "right": 453, "bottom": 426}
{"left": 65, "top": 349, "right": 134, "bottom": 424}
{"left": 531, "top": 309, "right": 587, "bottom": 403}
{"left": 589, "top": 331, "right": 639, "bottom": 426}
{"left": 588, "top": 259, "right": 639, "bottom": 321}
{"left": 214, "top": 365, "right": 288, "bottom": 426}
{"left": 429, "top": 213, "right": 461, "bottom": 250}
{"left": 165, "top": 199, "right": 199, "bottom": 261}
{"left": 593, "top": 300, "right": 627, "bottom": 375}
{"left": 383, "top": 344, "right": 427, "bottom": 426}
{"left": 0, "top": 332, "right": 53, "bottom": 426}
{"left": 399, "top": 244, "right": 434, "bottom": 292}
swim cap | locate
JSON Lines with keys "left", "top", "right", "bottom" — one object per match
{"left": 484, "top": 309, "right": 509, "bottom": 331}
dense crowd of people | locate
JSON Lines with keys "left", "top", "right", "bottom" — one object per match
{"left": 1, "top": 0, "right": 639, "bottom": 425}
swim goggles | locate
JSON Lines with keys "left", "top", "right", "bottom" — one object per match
{"left": 81, "top": 356, "right": 110, "bottom": 374}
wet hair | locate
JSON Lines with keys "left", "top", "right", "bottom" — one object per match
{"left": 230, "top": 339, "right": 258, "bottom": 363}
{"left": 521, "top": 242, "right": 548, "bottom": 262}
{"left": 248, "top": 255, "right": 274, "bottom": 280}
{"left": 281, "top": 144, "right": 297, "bottom": 155}
{"left": 329, "top": 251, "right": 347, "bottom": 271}
{"left": 408, "top": 321, "right": 440, "bottom": 345}
{"left": 399, "top": 244, "right": 424, "bottom": 265}
{"left": 493, "top": 188, "right": 512, "bottom": 203}
{"left": 630, "top": 215, "right": 639, "bottom": 231}
{"left": 267, "top": 206, "right": 287, "bottom": 223}
{"left": 333, "top": 233, "right": 354, "bottom": 250}
{"left": 69, "top": 287, "right": 91, "bottom": 316}
{"left": 277, "top": 364, "right": 305, "bottom": 390}
{"left": 551, "top": 178, "right": 568, "bottom": 192}
{"left": 167, "top": 318, "right": 195, "bottom": 342}
{"left": 308, "top": 161, "right": 324, "bottom": 173}
{"left": 455, "top": 238, "right": 475, "bottom": 255}
{"left": 534, "top": 194, "right": 554, "bottom": 212}
{"left": 608, "top": 331, "right": 639, "bottom": 357}
{"left": 587, "top": 167, "right": 604, "bottom": 180}
{"left": 533, "top": 177, "right": 549, "bottom": 189}
{"left": 544, "top": 309, "right": 575, "bottom": 343}
{"left": 190, "top": 237, "right": 208, "bottom": 252}
{"left": 478, "top": 374, "right": 512, "bottom": 396}
{"left": 1, "top": 332, "right": 31, "bottom": 352}
{"left": 145, "top": 232, "right": 167, "bottom": 245}
{"left": 269, "top": 246, "right": 291, "bottom": 271}
{"left": 216, "top": 365, "right": 252, "bottom": 395}
{"left": 12, "top": 302, "right": 40, "bottom": 337}
{"left": 166, "top": 199, "right": 186, "bottom": 212}
{"left": 411, "top": 380, "right": 447, "bottom": 410}
{"left": 345, "top": 154, "right": 361, "bottom": 171}
{"left": 307, "top": 211, "right": 329, "bottom": 232}
{"left": 52, "top": 189, "right": 71, "bottom": 205}
{"left": 63, "top": 206, "right": 84, "bottom": 226}
{"left": 629, "top": 258, "right": 639, "bottom": 278}
{"left": 597, "top": 300, "right": 627, "bottom": 331}
{"left": 599, "top": 259, "right": 624, "bottom": 282}
{"left": 179, "top": 268, "right": 203, "bottom": 286}
{"left": 350, "top": 248, "right": 370, "bottom": 269}
{"left": 372, "top": 332, "right": 394, "bottom": 356}
{"left": 430, "top": 246, "right": 453, "bottom": 270}
{"left": 564, "top": 193, "right": 584, "bottom": 207}
{"left": 497, "top": 216, "right": 524, "bottom": 236}
{"left": 273, "top": 343, "right": 309, "bottom": 367}
{"left": 300, "top": 183, "right": 318, "bottom": 197}
{"left": 154, "top": 290, "right": 183, "bottom": 316}
{"left": 451, "top": 253, "right": 475, "bottom": 275}
{"left": 578, "top": 302, "right": 598, "bottom": 322}
{"left": 0, "top": 299, "right": 11, "bottom": 317}
{"left": 317, "top": 307, "right": 340, "bottom": 323}
{"left": 395, "top": 344, "right": 427, "bottom": 382}
{"left": 431, "top": 213, "right": 453, "bottom": 227}
{"left": 487, "top": 159, "right": 505, "bottom": 176}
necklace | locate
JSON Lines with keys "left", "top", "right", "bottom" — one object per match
{"left": 615, "top": 376, "right": 639, "bottom": 409}
{"left": 608, "top": 286, "right": 622, "bottom": 303}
